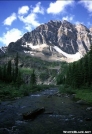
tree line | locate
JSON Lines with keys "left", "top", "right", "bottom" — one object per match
{"left": 57, "top": 45, "right": 92, "bottom": 88}
{"left": 0, "top": 53, "right": 36, "bottom": 86}
{"left": 0, "top": 53, "right": 19, "bottom": 84}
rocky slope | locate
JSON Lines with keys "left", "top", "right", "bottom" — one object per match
{"left": 6, "top": 20, "right": 92, "bottom": 62}
{"left": 0, "top": 47, "right": 7, "bottom": 56}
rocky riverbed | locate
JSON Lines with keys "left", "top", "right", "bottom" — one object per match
{"left": 0, "top": 88, "right": 92, "bottom": 134}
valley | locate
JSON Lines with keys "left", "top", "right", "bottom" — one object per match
{"left": 0, "top": 19, "right": 92, "bottom": 133}
{"left": 1, "top": 0, "right": 92, "bottom": 133}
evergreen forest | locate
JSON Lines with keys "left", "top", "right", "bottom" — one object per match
{"left": 57, "top": 45, "right": 92, "bottom": 89}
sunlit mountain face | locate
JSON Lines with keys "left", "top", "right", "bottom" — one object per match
{"left": 1, "top": 20, "right": 89, "bottom": 62}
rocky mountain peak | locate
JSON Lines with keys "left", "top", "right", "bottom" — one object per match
{"left": 62, "top": 20, "right": 72, "bottom": 25}
{"left": 89, "top": 27, "right": 92, "bottom": 33}
{"left": 7, "top": 20, "right": 92, "bottom": 62}
{"left": 75, "top": 23, "right": 89, "bottom": 33}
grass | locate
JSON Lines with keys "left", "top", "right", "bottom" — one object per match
{"left": 59, "top": 85, "right": 76, "bottom": 94}
{"left": 0, "top": 82, "right": 55, "bottom": 101}
{"left": 75, "top": 89, "right": 92, "bottom": 104}
{"left": 20, "top": 67, "right": 32, "bottom": 74}
{"left": 59, "top": 84, "right": 92, "bottom": 104}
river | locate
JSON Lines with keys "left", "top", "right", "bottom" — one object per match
{"left": 0, "top": 88, "right": 92, "bottom": 134}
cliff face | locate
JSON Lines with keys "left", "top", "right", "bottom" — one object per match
{"left": 0, "top": 47, "right": 7, "bottom": 56}
{"left": 75, "top": 24, "right": 91, "bottom": 55}
{"left": 7, "top": 20, "right": 92, "bottom": 61}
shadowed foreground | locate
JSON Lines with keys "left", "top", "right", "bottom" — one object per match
{"left": 0, "top": 88, "right": 92, "bottom": 134}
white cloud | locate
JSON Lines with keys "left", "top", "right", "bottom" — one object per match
{"left": 18, "top": 6, "right": 29, "bottom": 15}
{"left": 75, "top": 21, "right": 84, "bottom": 25}
{"left": 79, "top": 1, "right": 92, "bottom": 12}
{"left": 32, "top": 2, "right": 44, "bottom": 14}
{"left": 62, "top": 15, "right": 74, "bottom": 21}
{"left": 18, "top": 13, "right": 40, "bottom": 28}
{"left": 18, "top": 2, "right": 44, "bottom": 31}
{"left": 24, "top": 24, "right": 32, "bottom": 31}
{"left": 3, "top": 13, "right": 17, "bottom": 26}
{"left": 0, "top": 28, "right": 23, "bottom": 46}
{"left": 47, "top": 0, "right": 74, "bottom": 14}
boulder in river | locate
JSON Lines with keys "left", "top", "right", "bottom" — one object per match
{"left": 86, "top": 107, "right": 92, "bottom": 111}
{"left": 76, "top": 100, "right": 87, "bottom": 105}
{"left": 47, "top": 95, "right": 52, "bottom": 98}
{"left": 22, "top": 107, "right": 45, "bottom": 120}
{"left": 56, "top": 93, "right": 61, "bottom": 97}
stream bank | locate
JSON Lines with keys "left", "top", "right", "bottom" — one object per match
{"left": 0, "top": 88, "right": 92, "bottom": 134}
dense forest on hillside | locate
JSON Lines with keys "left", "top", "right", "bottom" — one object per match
{"left": 0, "top": 53, "right": 20, "bottom": 84}
{"left": 57, "top": 45, "right": 92, "bottom": 89}
{"left": 0, "top": 53, "right": 60, "bottom": 100}
{"left": 1, "top": 45, "right": 92, "bottom": 101}
{"left": 0, "top": 52, "right": 60, "bottom": 85}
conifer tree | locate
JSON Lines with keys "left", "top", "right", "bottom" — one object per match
{"left": 58, "top": 43, "right": 92, "bottom": 88}
{"left": 88, "top": 54, "right": 91, "bottom": 85}
{"left": 76, "top": 62, "right": 82, "bottom": 88}
{"left": 56, "top": 74, "right": 64, "bottom": 84}
{"left": 14, "top": 52, "right": 18, "bottom": 79}
{"left": 7, "top": 60, "right": 12, "bottom": 82}
{"left": 30, "top": 69, "right": 36, "bottom": 86}
{"left": 88, "top": 44, "right": 92, "bottom": 85}
{"left": 83, "top": 55, "right": 89, "bottom": 85}
{"left": 0, "top": 66, "right": 2, "bottom": 81}
{"left": 7, "top": 60, "right": 11, "bottom": 75}
{"left": 12, "top": 66, "right": 15, "bottom": 82}
{"left": 2, "top": 64, "right": 7, "bottom": 82}
{"left": 16, "top": 71, "right": 22, "bottom": 87}
{"left": 66, "top": 64, "right": 72, "bottom": 85}
{"left": 71, "top": 62, "right": 77, "bottom": 88}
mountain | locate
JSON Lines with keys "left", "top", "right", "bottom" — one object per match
{"left": 6, "top": 20, "right": 92, "bottom": 62}
{"left": 0, "top": 47, "right": 7, "bottom": 56}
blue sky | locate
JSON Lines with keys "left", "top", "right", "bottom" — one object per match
{"left": 0, "top": 0, "right": 92, "bottom": 47}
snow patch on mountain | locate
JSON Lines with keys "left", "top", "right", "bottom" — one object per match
{"left": 25, "top": 43, "right": 48, "bottom": 51}
{"left": 54, "top": 46, "right": 82, "bottom": 60}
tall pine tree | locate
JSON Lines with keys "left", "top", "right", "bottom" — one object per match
{"left": 30, "top": 69, "right": 36, "bottom": 86}
{"left": 14, "top": 52, "right": 18, "bottom": 79}
{"left": 7, "top": 60, "right": 12, "bottom": 82}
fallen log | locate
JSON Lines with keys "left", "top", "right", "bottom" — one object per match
{"left": 22, "top": 107, "right": 45, "bottom": 120}
{"left": 44, "top": 111, "right": 53, "bottom": 114}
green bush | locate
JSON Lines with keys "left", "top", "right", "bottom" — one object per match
{"left": 19, "top": 84, "right": 30, "bottom": 96}
{"left": 0, "top": 81, "right": 55, "bottom": 100}
{"left": 59, "top": 85, "right": 76, "bottom": 94}
{"left": 75, "top": 89, "right": 92, "bottom": 104}
{"left": 20, "top": 68, "right": 32, "bottom": 75}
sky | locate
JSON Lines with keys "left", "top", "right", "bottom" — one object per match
{"left": 0, "top": 0, "right": 92, "bottom": 47}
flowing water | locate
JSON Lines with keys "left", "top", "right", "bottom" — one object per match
{"left": 0, "top": 88, "right": 92, "bottom": 134}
